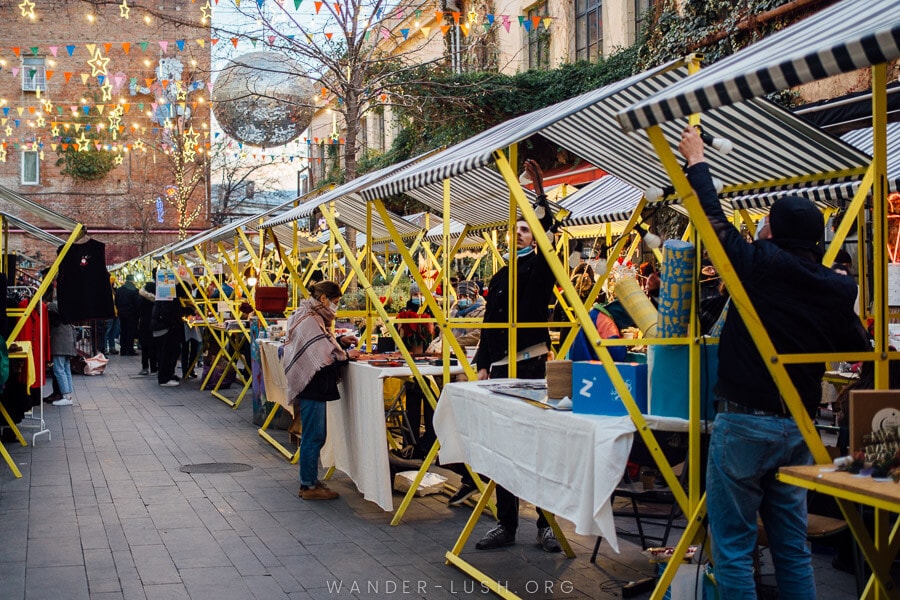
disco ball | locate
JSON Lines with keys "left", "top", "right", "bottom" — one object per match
{"left": 212, "top": 52, "right": 315, "bottom": 148}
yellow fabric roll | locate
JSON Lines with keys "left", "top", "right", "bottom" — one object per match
{"left": 615, "top": 277, "right": 658, "bottom": 337}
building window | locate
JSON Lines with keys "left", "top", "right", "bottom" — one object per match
{"left": 575, "top": 0, "right": 602, "bottom": 62}
{"left": 21, "top": 151, "right": 40, "bottom": 185}
{"left": 634, "top": 0, "right": 657, "bottom": 41}
{"left": 22, "top": 57, "right": 46, "bottom": 92}
{"left": 527, "top": 3, "right": 550, "bottom": 70}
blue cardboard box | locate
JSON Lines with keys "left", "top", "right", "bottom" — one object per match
{"left": 571, "top": 361, "right": 648, "bottom": 416}
{"left": 647, "top": 343, "right": 719, "bottom": 419}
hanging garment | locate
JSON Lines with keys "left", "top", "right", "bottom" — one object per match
{"left": 56, "top": 238, "right": 115, "bottom": 323}
{"left": 15, "top": 298, "right": 49, "bottom": 389}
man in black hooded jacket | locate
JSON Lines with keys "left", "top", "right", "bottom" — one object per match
{"left": 679, "top": 126, "right": 867, "bottom": 599}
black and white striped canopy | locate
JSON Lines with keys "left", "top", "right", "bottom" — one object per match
{"left": 0, "top": 212, "right": 66, "bottom": 246}
{"left": 260, "top": 153, "right": 432, "bottom": 241}
{"left": 558, "top": 174, "right": 644, "bottom": 227}
{"left": 731, "top": 122, "right": 900, "bottom": 212}
{"left": 617, "top": 0, "right": 900, "bottom": 133}
{"left": 0, "top": 183, "right": 80, "bottom": 231}
{"left": 168, "top": 201, "right": 294, "bottom": 256}
{"left": 361, "top": 57, "right": 869, "bottom": 216}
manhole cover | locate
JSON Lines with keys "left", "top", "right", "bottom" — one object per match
{"left": 179, "top": 463, "right": 253, "bottom": 474}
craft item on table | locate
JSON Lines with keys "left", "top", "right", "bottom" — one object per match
{"left": 571, "top": 361, "right": 648, "bottom": 416}
{"left": 614, "top": 277, "right": 658, "bottom": 337}
{"left": 546, "top": 359, "right": 572, "bottom": 399}
{"left": 481, "top": 380, "right": 571, "bottom": 410}
{"left": 657, "top": 240, "right": 695, "bottom": 338}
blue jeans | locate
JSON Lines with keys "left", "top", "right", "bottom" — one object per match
{"left": 707, "top": 412, "right": 814, "bottom": 599}
{"left": 52, "top": 355, "right": 73, "bottom": 395}
{"left": 299, "top": 398, "right": 327, "bottom": 487}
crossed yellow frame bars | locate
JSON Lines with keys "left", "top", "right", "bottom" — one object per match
{"left": 643, "top": 62, "right": 899, "bottom": 600}
{"left": 0, "top": 219, "right": 85, "bottom": 478}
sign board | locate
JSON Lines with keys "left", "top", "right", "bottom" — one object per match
{"left": 155, "top": 269, "right": 177, "bottom": 301}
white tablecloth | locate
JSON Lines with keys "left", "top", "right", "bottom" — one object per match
{"left": 433, "top": 380, "right": 687, "bottom": 552}
{"left": 321, "top": 361, "right": 464, "bottom": 512}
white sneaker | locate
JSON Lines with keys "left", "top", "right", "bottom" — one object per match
{"left": 160, "top": 380, "right": 180, "bottom": 387}
{"left": 53, "top": 397, "right": 73, "bottom": 406}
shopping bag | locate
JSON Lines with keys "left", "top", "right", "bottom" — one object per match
{"left": 82, "top": 353, "right": 109, "bottom": 376}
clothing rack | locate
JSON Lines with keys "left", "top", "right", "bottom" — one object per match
{"left": 8, "top": 285, "right": 50, "bottom": 444}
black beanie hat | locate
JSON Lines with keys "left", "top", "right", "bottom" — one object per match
{"left": 769, "top": 196, "right": 823, "bottom": 245}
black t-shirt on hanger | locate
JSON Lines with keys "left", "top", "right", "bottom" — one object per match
{"left": 56, "top": 238, "right": 115, "bottom": 323}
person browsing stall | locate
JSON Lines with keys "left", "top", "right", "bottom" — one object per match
{"left": 473, "top": 158, "right": 561, "bottom": 553}
{"left": 282, "top": 281, "right": 360, "bottom": 501}
{"left": 678, "top": 126, "right": 867, "bottom": 599}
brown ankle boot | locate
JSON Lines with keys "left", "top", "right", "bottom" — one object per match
{"left": 300, "top": 482, "right": 339, "bottom": 500}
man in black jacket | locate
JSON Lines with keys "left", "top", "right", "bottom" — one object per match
{"left": 679, "top": 127, "right": 866, "bottom": 598}
{"left": 115, "top": 274, "right": 141, "bottom": 356}
{"left": 473, "top": 159, "right": 561, "bottom": 553}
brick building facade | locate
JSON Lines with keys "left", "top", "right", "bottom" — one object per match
{"left": 0, "top": 0, "right": 211, "bottom": 267}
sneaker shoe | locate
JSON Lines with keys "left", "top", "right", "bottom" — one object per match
{"left": 476, "top": 524, "right": 516, "bottom": 550}
{"left": 52, "top": 397, "right": 73, "bottom": 406}
{"left": 300, "top": 482, "right": 339, "bottom": 500}
{"left": 536, "top": 527, "right": 562, "bottom": 553}
{"left": 138, "top": 369, "right": 150, "bottom": 376}
{"left": 43, "top": 393, "right": 63, "bottom": 403}
{"left": 186, "top": 372, "right": 198, "bottom": 380}
{"left": 160, "top": 380, "right": 180, "bottom": 387}
{"left": 448, "top": 483, "right": 478, "bottom": 507}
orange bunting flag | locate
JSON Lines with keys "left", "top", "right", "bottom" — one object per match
{"left": 211, "top": 38, "right": 219, "bottom": 45}
{"left": 123, "top": 103, "right": 130, "bottom": 113}
{"left": 119, "top": 126, "right": 125, "bottom": 133}
{"left": 122, "top": 42, "right": 131, "bottom": 53}
{"left": 531, "top": 16, "right": 541, "bottom": 28}
{"left": 64, "top": 72, "right": 73, "bottom": 83}
{"left": 45, "top": 70, "right": 54, "bottom": 80}
{"left": 161, "top": 79, "right": 168, "bottom": 88}
{"left": 104, "top": 43, "right": 113, "bottom": 53}
{"left": 230, "top": 38, "right": 239, "bottom": 48}
{"left": 460, "top": 23, "right": 469, "bottom": 36}
{"left": 440, "top": 24, "right": 451, "bottom": 35}
{"left": 452, "top": 11, "right": 460, "bottom": 24}
{"left": 434, "top": 10, "right": 443, "bottom": 21}
{"left": 334, "top": 2, "right": 340, "bottom": 13}
{"left": 145, "top": 78, "right": 154, "bottom": 86}
{"left": 11, "top": 48, "right": 21, "bottom": 57}
{"left": 62, "top": 144, "right": 69, "bottom": 151}
{"left": 28, "top": 107, "right": 35, "bottom": 114}
{"left": 314, "top": 1, "right": 322, "bottom": 13}
{"left": 325, "top": 32, "right": 333, "bottom": 40}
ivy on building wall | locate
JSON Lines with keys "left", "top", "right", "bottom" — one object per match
{"left": 56, "top": 148, "right": 117, "bottom": 181}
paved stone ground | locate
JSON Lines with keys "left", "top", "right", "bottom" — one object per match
{"left": 0, "top": 355, "right": 858, "bottom": 599}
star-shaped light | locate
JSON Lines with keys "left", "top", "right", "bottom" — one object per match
{"left": 134, "top": 139, "right": 145, "bottom": 151}
{"left": 38, "top": 150, "right": 44, "bottom": 160}
{"left": 87, "top": 50, "right": 110, "bottom": 77}
{"left": 201, "top": 0, "right": 212, "bottom": 22}
{"left": 51, "top": 125, "right": 60, "bottom": 137}
{"left": 76, "top": 132, "right": 89, "bottom": 151}
{"left": 42, "top": 99, "right": 53, "bottom": 112}
{"left": 119, "top": 0, "right": 130, "bottom": 18}
{"left": 0, "top": 146, "right": 6, "bottom": 163}
{"left": 114, "top": 154, "right": 123, "bottom": 165}
{"left": 18, "top": 0, "right": 35, "bottom": 18}
{"left": 4, "top": 126, "right": 12, "bottom": 137}
{"left": 35, "top": 115, "right": 45, "bottom": 127}
{"left": 100, "top": 80, "right": 113, "bottom": 101}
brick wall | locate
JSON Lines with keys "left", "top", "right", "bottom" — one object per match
{"left": 0, "top": 0, "right": 211, "bottom": 266}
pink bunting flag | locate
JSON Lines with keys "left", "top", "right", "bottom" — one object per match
{"left": 159, "top": 41, "right": 168, "bottom": 52}
{"left": 49, "top": 46, "right": 58, "bottom": 57}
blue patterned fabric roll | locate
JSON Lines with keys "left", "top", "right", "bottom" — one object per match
{"left": 657, "top": 240, "right": 696, "bottom": 338}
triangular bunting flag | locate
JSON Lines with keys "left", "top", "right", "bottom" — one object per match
{"left": 64, "top": 72, "right": 73, "bottom": 83}
{"left": 460, "top": 23, "right": 469, "bottom": 36}
{"left": 62, "top": 143, "right": 69, "bottom": 151}
{"left": 49, "top": 46, "right": 58, "bottom": 57}
{"left": 66, "top": 45, "right": 76, "bottom": 56}
{"left": 82, "top": 106, "right": 90, "bottom": 115}
{"left": 440, "top": 24, "right": 451, "bottom": 35}
{"left": 97, "top": 105, "right": 105, "bottom": 114}
{"left": 45, "top": 70, "right": 54, "bottom": 80}
{"left": 123, "top": 103, "right": 130, "bottom": 113}
{"left": 324, "top": 32, "right": 333, "bottom": 40}
{"left": 294, "top": 0, "right": 301, "bottom": 8}
{"left": 523, "top": 20, "right": 532, "bottom": 31}
{"left": 81, "top": 73, "right": 90, "bottom": 84}
{"left": 139, "top": 41, "right": 149, "bottom": 52}
{"left": 517, "top": 15, "right": 525, "bottom": 26}
{"left": 161, "top": 79, "right": 168, "bottom": 88}
{"left": 486, "top": 14, "right": 495, "bottom": 24}
{"left": 434, "top": 10, "right": 443, "bottom": 21}
{"left": 421, "top": 26, "right": 431, "bottom": 37}
{"left": 452, "top": 11, "right": 460, "bottom": 24}
{"left": 11, "top": 48, "right": 20, "bottom": 57}
{"left": 314, "top": 1, "right": 322, "bottom": 13}
{"left": 231, "top": 38, "right": 239, "bottom": 48}
{"left": 86, "top": 43, "right": 96, "bottom": 55}
{"left": 30, "top": 47, "right": 39, "bottom": 56}
{"left": 122, "top": 42, "right": 131, "bottom": 53}
{"left": 211, "top": 38, "right": 219, "bottom": 45}
{"left": 542, "top": 17, "right": 552, "bottom": 29}
{"left": 98, "top": 75, "right": 105, "bottom": 85}
{"left": 104, "top": 43, "right": 113, "bottom": 53}
{"left": 400, "top": 28, "right": 409, "bottom": 39}
{"left": 145, "top": 78, "right": 154, "bottom": 86}
{"left": 250, "top": 38, "right": 258, "bottom": 47}
{"left": 196, "top": 39, "right": 205, "bottom": 47}
{"left": 176, "top": 40, "right": 185, "bottom": 51}
{"left": 334, "top": 3, "right": 340, "bottom": 13}
{"left": 484, "top": 22, "right": 491, "bottom": 31}
{"left": 51, "top": 143, "right": 57, "bottom": 151}
{"left": 11, "top": 67, "right": 19, "bottom": 77}
{"left": 531, "top": 16, "right": 541, "bottom": 28}
{"left": 268, "top": 35, "right": 275, "bottom": 44}
{"left": 159, "top": 41, "right": 168, "bottom": 52}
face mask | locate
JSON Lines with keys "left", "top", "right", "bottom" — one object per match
{"left": 327, "top": 299, "right": 339, "bottom": 312}
{"left": 410, "top": 296, "right": 422, "bottom": 306}
{"left": 517, "top": 246, "right": 534, "bottom": 257}
{"left": 457, "top": 299, "right": 471, "bottom": 309}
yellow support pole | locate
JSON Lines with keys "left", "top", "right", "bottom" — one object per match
{"left": 871, "top": 63, "right": 889, "bottom": 390}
